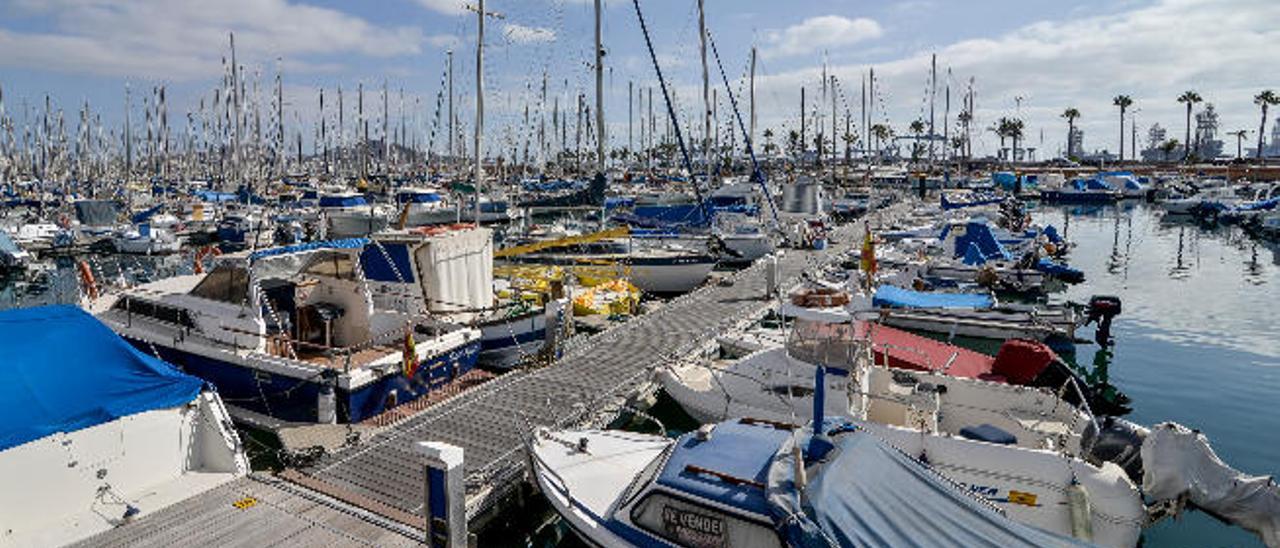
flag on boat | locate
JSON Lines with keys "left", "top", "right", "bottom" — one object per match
{"left": 402, "top": 326, "right": 419, "bottom": 378}
{"left": 860, "top": 222, "right": 877, "bottom": 275}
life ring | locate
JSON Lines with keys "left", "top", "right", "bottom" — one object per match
{"left": 77, "top": 260, "right": 98, "bottom": 301}
{"left": 790, "top": 287, "right": 851, "bottom": 308}
{"left": 193, "top": 245, "right": 222, "bottom": 274}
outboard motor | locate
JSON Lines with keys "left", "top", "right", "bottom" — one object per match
{"left": 1085, "top": 295, "right": 1122, "bottom": 346}
{"left": 1081, "top": 416, "right": 1148, "bottom": 483}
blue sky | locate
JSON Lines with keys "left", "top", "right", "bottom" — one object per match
{"left": 1, "top": 0, "right": 1277, "bottom": 158}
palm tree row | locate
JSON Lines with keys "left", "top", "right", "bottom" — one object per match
{"left": 1058, "top": 89, "right": 1276, "bottom": 163}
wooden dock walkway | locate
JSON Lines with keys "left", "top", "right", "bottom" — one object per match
{"left": 74, "top": 212, "right": 895, "bottom": 546}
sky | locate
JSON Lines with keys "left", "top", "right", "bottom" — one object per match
{"left": 1, "top": 0, "right": 1278, "bottom": 159}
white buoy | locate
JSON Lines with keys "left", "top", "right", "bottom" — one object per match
{"left": 316, "top": 384, "right": 337, "bottom": 424}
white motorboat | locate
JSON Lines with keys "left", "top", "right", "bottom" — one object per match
{"left": 0, "top": 231, "right": 32, "bottom": 273}
{"left": 394, "top": 187, "right": 454, "bottom": 227}
{"left": 656, "top": 305, "right": 1145, "bottom": 546}
{"left": 110, "top": 222, "right": 183, "bottom": 255}
{"left": 320, "top": 192, "right": 391, "bottom": 237}
{"left": 88, "top": 237, "right": 482, "bottom": 424}
{"left": 0, "top": 305, "right": 248, "bottom": 547}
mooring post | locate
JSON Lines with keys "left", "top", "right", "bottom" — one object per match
{"left": 764, "top": 253, "right": 779, "bottom": 300}
{"left": 415, "top": 441, "right": 466, "bottom": 547}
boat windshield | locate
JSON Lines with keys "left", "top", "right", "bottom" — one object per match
{"left": 189, "top": 264, "right": 250, "bottom": 304}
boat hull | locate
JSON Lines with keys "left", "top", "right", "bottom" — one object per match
{"left": 123, "top": 336, "right": 481, "bottom": 423}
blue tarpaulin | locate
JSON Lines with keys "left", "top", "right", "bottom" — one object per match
{"left": 0, "top": 305, "right": 203, "bottom": 452}
{"left": 952, "top": 222, "right": 1011, "bottom": 263}
{"left": 874, "top": 285, "right": 994, "bottom": 309}
{"left": 767, "top": 421, "right": 1086, "bottom": 547}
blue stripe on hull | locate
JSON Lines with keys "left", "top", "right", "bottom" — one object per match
{"left": 125, "top": 337, "right": 481, "bottom": 423}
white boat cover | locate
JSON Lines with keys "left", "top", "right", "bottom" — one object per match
{"left": 766, "top": 421, "right": 1089, "bottom": 547}
{"left": 1142, "top": 422, "right": 1280, "bottom": 547}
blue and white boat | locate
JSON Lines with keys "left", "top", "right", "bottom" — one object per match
{"left": 0, "top": 305, "right": 247, "bottom": 546}
{"left": 90, "top": 238, "right": 481, "bottom": 424}
{"left": 320, "top": 191, "right": 391, "bottom": 237}
{"left": 394, "top": 187, "right": 454, "bottom": 227}
{"left": 529, "top": 414, "right": 1103, "bottom": 547}
{"left": 1039, "top": 178, "right": 1120, "bottom": 203}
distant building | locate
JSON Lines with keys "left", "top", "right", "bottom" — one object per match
{"left": 1141, "top": 124, "right": 1170, "bottom": 162}
{"left": 1265, "top": 116, "right": 1280, "bottom": 157}
{"left": 1068, "top": 127, "right": 1084, "bottom": 158}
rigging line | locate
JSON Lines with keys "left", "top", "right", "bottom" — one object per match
{"left": 629, "top": 0, "right": 708, "bottom": 221}
{"left": 705, "top": 28, "right": 780, "bottom": 229}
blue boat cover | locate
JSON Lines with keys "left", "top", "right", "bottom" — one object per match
{"left": 952, "top": 222, "right": 1011, "bottom": 263}
{"left": 766, "top": 421, "right": 1087, "bottom": 547}
{"left": 319, "top": 195, "right": 368, "bottom": 208}
{"left": 874, "top": 285, "right": 994, "bottom": 309}
{"left": 0, "top": 305, "right": 203, "bottom": 452}
{"left": 249, "top": 238, "right": 369, "bottom": 262}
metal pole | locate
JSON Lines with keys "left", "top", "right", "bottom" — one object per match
{"left": 594, "top": 0, "right": 605, "bottom": 174}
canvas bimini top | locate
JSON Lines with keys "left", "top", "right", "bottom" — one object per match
{"left": 0, "top": 305, "right": 204, "bottom": 452}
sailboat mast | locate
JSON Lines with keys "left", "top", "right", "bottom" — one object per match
{"left": 698, "top": 0, "right": 710, "bottom": 183}
{"left": 447, "top": 50, "right": 454, "bottom": 171}
{"left": 473, "top": 0, "right": 487, "bottom": 224}
{"left": 749, "top": 46, "right": 756, "bottom": 150}
{"left": 594, "top": 0, "right": 605, "bottom": 175}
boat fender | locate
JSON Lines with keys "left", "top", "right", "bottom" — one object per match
{"left": 77, "top": 260, "right": 98, "bottom": 301}
{"left": 1067, "top": 480, "right": 1094, "bottom": 542}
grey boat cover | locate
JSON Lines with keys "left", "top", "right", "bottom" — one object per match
{"left": 1142, "top": 422, "right": 1280, "bottom": 547}
{"left": 766, "top": 422, "right": 1090, "bottom": 547}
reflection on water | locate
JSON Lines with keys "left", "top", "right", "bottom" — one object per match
{"left": 1034, "top": 203, "right": 1279, "bottom": 547}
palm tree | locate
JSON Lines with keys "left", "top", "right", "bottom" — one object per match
{"left": 762, "top": 128, "right": 776, "bottom": 156}
{"left": 1160, "top": 139, "right": 1180, "bottom": 162}
{"left": 842, "top": 131, "right": 857, "bottom": 164}
{"left": 1254, "top": 90, "right": 1278, "bottom": 160}
{"left": 1112, "top": 96, "right": 1132, "bottom": 162}
{"left": 1061, "top": 107, "right": 1081, "bottom": 159}
{"left": 908, "top": 119, "right": 925, "bottom": 162}
{"left": 870, "top": 124, "right": 891, "bottom": 158}
{"left": 1229, "top": 130, "right": 1249, "bottom": 159}
{"left": 786, "top": 129, "right": 800, "bottom": 158}
{"left": 1177, "top": 90, "right": 1202, "bottom": 161}
{"left": 990, "top": 118, "right": 1009, "bottom": 160}
{"left": 1007, "top": 118, "right": 1025, "bottom": 163}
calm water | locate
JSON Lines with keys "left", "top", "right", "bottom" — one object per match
{"left": 1033, "top": 203, "right": 1280, "bottom": 547}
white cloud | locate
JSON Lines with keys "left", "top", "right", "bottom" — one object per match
{"left": 413, "top": 0, "right": 467, "bottom": 16}
{"left": 763, "top": 15, "right": 883, "bottom": 58}
{"left": 0, "top": 0, "right": 424, "bottom": 80}
{"left": 746, "top": 0, "right": 1280, "bottom": 157}
{"left": 502, "top": 23, "right": 556, "bottom": 44}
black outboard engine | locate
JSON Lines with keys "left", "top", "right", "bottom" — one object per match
{"left": 1082, "top": 416, "right": 1149, "bottom": 483}
{"left": 1085, "top": 295, "right": 1123, "bottom": 346}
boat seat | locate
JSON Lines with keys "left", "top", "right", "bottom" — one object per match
{"left": 959, "top": 424, "right": 1017, "bottom": 445}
